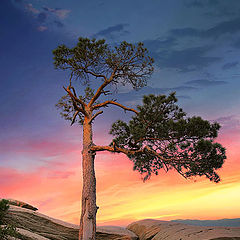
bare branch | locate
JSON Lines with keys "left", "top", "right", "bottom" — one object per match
{"left": 63, "top": 86, "right": 87, "bottom": 115}
{"left": 70, "top": 86, "right": 77, "bottom": 98}
{"left": 89, "top": 111, "right": 103, "bottom": 123}
{"left": 101, "top": 90, "right": 111, "bottom": 96}
{"left": 84, "top": 70, "right": 107, "bottom": 81}
{"left": 71, "top": 110, "right": 80, "bottom": 125}
{"left": 88, "top": 67, "right": 117, "bottom": 107}
{"left": 93, "top": 100, "right": 139, "bottom": 114}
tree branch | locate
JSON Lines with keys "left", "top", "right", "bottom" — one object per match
{"left": 84, "top": 70, "right": 107, "bottom": 81}
{"left": 91, "top": 145, "right": 190, "bottom": 167}
{"left": 88, "top": 67, "right": 117, "bottom": 107}
{"left": 90, "top": 145, "right": 135, "bottom": 155}
{"left": 63, "top": 86, "right": 87, "bottom": 115}
{"left": 93, "top": 100, "right": 139, "bottom": 114}
{"left": 71, "top": 110, "right": 80, "bottom": 125}
{"left": 89, "top": 111, "right": 103, "bottom": 123}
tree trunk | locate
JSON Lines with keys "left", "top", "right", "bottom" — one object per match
{"left": 79, "top": 116, "right": 97, "bottom": 240}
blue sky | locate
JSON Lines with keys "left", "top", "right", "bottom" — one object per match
{"left": 1, "top": 0, "right": 240, "bottom": 168}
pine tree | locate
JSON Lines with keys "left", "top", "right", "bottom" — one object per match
{"left": 53, "top": 38, "right": 226, "bottom": 240}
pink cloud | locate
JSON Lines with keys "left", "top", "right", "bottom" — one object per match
{"left": 37, "top": 26, "right": 48, "bottom": 32}
{"left": 25, "top": 3, "right": 39, "bottom": 14}
{"left": 43, "top": 7, "right": 71, "bottom": 19}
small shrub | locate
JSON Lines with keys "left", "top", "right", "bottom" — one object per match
{"left": 0, "top": 199, "right": 22, "bottom": 239}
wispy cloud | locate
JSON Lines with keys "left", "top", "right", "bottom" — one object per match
{"left": 184, "top": 0, "right": 220, "bottom": 8}
{"left": 37, "top": 25, "right": 48, "bottom": 32}
{"left": 37, "top": 12, "right": 47, "bottom": 23}
{"left": 25, "top": 3, "right": 39, "bottom": 14}
{"left": 43, "top": 7, "right": 71, "bottom": 19}
{"left": 156, "top": 46, "right": 220, "bottom": 72}
{"left": 170, "top": 17, "right": 240, "bottom": 39}
{"left": 185, "top": 79, "right": 227, "bottom": 87}
{"left": 93, "top": 24, "right": 129, "bottom": 39}
{"left": 214, "top": 115, "right": 240, "bottom": 131}
{"left": 143, "top": 37, "right": 177, "bottom": 51}
{"left": 222, "top": 61, "right": 238, "bottom": 70}
{"left": 54, "top": 20, "right": 64, "bottom": 28}
{"left": 115, "top": 86, "right": 195, "bottom": 106}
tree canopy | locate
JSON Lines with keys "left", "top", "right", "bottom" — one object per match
{"left": 109, "top": 93, "right": 226, "bottom": 182}
{"left": 53, "top": 38, "right": 154, "bottom": 126}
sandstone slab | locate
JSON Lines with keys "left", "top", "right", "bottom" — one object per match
{"left": 4, "top": 205, "right": 137, "bottom": 240}
{"left": 127, "top": 219, "right": 240, "bottom": 240}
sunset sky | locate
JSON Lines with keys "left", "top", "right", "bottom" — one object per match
{"left": 1, "top": 0, "right": 240, "bottom": 226}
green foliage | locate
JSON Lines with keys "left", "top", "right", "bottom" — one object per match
{"left": 53, "top": 37, "right": 154, "bottom": 125}
{"left": 0, "top": 199, "right": 22, "bottom": 239}
{"left": 53, "top": 38, "right": 109, "bottom": 83}
{"left": 0, "top": 199, "right": 9, "bottom": 223}
{"left": 110, "top": 93, "right": 226, "bottom": 182}
{"left": 53, "top": 37, "right": 154, "bottom": 89}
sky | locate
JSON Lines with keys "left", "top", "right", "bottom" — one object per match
{"left": 0, "top": 0, "right": 240, "bottom": 226}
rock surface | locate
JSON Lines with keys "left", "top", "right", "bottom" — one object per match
{"left": 3, "top": 199, "right": 240, "bottom": 240}
{"left": 2, "top": 198, "right": 38, "bottom": 211}
{"left": 127, "top": 219, "right": 240, "bottom": 240}
{"left": 3, "top": 205, "right": 138, "bottom": 240}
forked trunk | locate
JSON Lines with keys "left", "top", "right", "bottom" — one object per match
{"left": 79, "top": 117, "right": 97, "bottom": 240}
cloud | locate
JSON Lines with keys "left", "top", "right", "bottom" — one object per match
{"left": 143, "top": 37, "right": 177, "bottom": 52}
{"left": 205, "top": 18, "right": 240, "bottom": 38}
{"left": 93, "top": 24, "right": 129, "bottom": 38}
{"left": 169, "top": 18, "right": 240, "bottom": 40}
{"left": 156, "top": 46, "right": 220, "bottom": 72}
{"left": 185, "top": 79, "right": 227, "bottom": 87}
{"left": 54, "top": 20, "right": 64, "bottom": 28}
{"left": 0, "top": 136, "right": 79, "bottom": 159}
{"left": 116, "top": 86, "right": 195, "bottom": 106}
{"left": 232, "top": 39, "right": 240, "bottom": 49}
{"left": 184, "top": 0, "right": 205, "bottom": 8}
{"left": 25, "top": 3, "right": 39, "bottom": 14}
{"left": 38, "top": 12, "right": 47, "bottom": 23}
{"left": 43, "top": 7, "right": 71, "bottom": 19}
{"left": 214, "top": 115, "right": 240, "bottom": 132}
{"left": 170, "top": 28, "right": 201, "bottom": 38}
{"left": 184, "top": 0, "right": 220, "bottom": 8}
{"left": 48, "top": 170, "right": 75, "bottom": 179}
{"left": 37, "top": 26, "right": 48, "bottom": 32}
{"left": 177, "top": 95, "right": 192, "bottom": 100}
{"left": 222, "top": 61, "right": 238, "bottom": 70}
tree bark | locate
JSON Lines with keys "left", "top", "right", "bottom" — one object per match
{"left": 79, "top": 115, "right": 97, "bottom": 240}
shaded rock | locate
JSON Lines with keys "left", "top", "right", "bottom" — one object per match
{"left": 97, "top": 226, "right": 138, "bottom": 239}
{"left": 127, "top": 219, "right": 240, "bottom": 240}
{"left": 1, "top": 198, "right": 38, "bottom": 211}
{"left": 3, "top": 205, "right": 137, "bottom": 240}
{"left": 16, "top": 228, "right": 50, "bottom": 240}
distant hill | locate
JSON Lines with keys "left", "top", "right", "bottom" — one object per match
{"left": 172, "top": 218, "right": 240, "bottom": 227}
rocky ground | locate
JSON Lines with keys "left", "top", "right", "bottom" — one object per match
{"left": 3, "top": 205, "right": 137, "bottom": 240}
{"left": 2, "top": 200, "right": 240, "bottom": 240}
{"left": 127, "top": 219, "right": 240, "bottom": 240}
